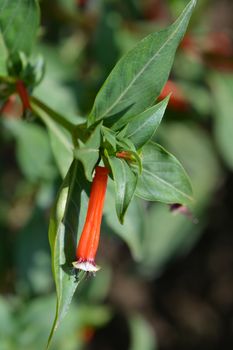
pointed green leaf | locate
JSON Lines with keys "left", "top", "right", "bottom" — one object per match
{"left": 74, "top": 123, "right": 101, "bottom": 181}
{"left": 116, "top": 137, "right": 136, "bottom": 152}
{"left": 108, "top": 157, "right": 138, "bottom": 224}
{"left": 0, "top": 0, "right": 40, "bottom": 54}
{"left": 116, "top": 97, "right": 169, "bottom": 149}
{"left": 102, "top": 126, "right": 117, "bottom": 151}
{"left": 88, "top": 0, "right": 196, "bottom": 125}
{"left": 135, "top": 142, "right": 193, "bottom": 205}
{"left": 116, "top": 124, "right": 129, "bottom": 139}
{"left": 47, "top": 160, "right": 90, "bottom": 348}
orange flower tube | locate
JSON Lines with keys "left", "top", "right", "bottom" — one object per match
{"left": 73, "top": 166, "right": 109, "bottom": 272}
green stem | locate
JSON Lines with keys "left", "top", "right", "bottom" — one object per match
{"left": 30, "top": 100, "right": 74, "bottom": 153}
{"left": 30, "top": 96, "right": 75, "bottom": 133}
{"left": 0, "top": 76, "right": 16, "bottom": 84}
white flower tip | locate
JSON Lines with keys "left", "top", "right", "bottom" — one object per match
{"left": 72, "top": 260, "right": 100, "bottom": 272}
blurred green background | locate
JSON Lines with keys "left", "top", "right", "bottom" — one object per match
{"left": 0, "top": 0, "right": 233, "bottom": 349}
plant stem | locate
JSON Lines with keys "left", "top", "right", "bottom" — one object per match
{"left": 30, "top": 100, "right": 74, "bottom": 153}
{"left": 30, "top": 96, "right": 75, "bottom": 133}
{"left": 0, "top": 76, "right": 16, "bottom": 84}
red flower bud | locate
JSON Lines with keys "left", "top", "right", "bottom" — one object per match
{"left": 116, "top": 151, "right": 133, "bottom": 160}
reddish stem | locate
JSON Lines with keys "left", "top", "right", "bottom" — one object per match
{"left": 16, "top": 80, "right": 31, "bottom": 111}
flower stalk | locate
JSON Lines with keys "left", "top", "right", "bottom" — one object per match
{"left": 116, "top": 151, "right": 134, "bottom": 160}
{"left": 16, "top": 80, "right": 31, "bottom": 111}
{"left": 73, "top": 166, "right": 109, "bottom": 273}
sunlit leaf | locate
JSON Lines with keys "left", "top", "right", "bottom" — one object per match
{"left": 88, "top": 0, "right": 196, "bottom": 125}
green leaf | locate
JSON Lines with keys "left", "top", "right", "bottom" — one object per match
{"left": 47, "top": 160, "right": 90, "bottom": 348}
{"left": 104, "top": 181, "right": 145, "bottom": 261}
{"left": 3, "top": 119, "right": 56, "bottom": 181}
{"left": 108, "top": 157, "right": 138, "bottom": 224}
{"left": 116, "top": 124, "right": 129, "bottom": 139}
{"left": 116, "top": 137, "right": 136, "bottom": 152}
{"left": 115, "top": 97, "right": 169, "bottom": 149}
{"left": 0, "top": 0, "right": 40, "bottom": 54}
{"left": 209, "top": 73, "right": 233, "bottom": 170}
{"left": 88, "top": 0, "right": 196, "bottom": 125}
{"left": 74, "top": 123, "right": 101, "bottom": 181}
{"left": 135, "top": 142, "right": 193, "bottom": 205}
{"left": 102, "top": 126, "right": 117, "bottom": 151}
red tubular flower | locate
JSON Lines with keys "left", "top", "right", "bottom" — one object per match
{"left": 0, "top": 95, "right": 20, "bottom": 117}
{"left": 159, "top": 80, "right": 189, "bottom": 111}
{"left": 16, "top": 80, "right": 31, "bottom": 111}
{"left": 73, "top": 166, "right": 109, "bottom": 272}
{"left": 76, "top": 0, "right": 88, "bottom": 10}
